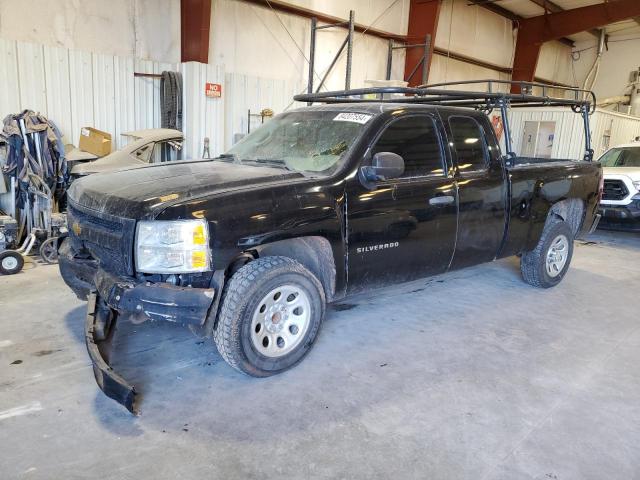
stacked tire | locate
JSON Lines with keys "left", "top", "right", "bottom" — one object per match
{"left": 160, "top": 71, "right": 183, "bottom": 131}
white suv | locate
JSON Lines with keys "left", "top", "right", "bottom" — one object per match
{"left": 597, "top": 143, "right": 640, "bottom": 231}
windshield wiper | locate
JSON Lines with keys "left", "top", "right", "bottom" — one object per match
{"left": 243, "top": 159, "right": 293, "bottom": 171}
{"left": 213, "top": 153, "right": 238, "bottom": 162}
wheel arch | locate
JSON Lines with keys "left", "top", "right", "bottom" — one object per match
{"left": 526, "top": 197, "right": 585, "bottom": 251}
{"left": 250, "top": 236, "right": 336, "bottom": 302}
{"left": 547, "top": 198, "right": 585, "bottom": 235}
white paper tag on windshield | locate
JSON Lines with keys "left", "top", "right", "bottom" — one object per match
{"left": 333, "top": 112, "right": 372, "bottom": 124}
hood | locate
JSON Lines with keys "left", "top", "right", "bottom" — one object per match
{"left": 68, "top": 160, "right": 304, "bottom": 219}
{"left": 602, "top": 167, "right": 640, "bottom": 181}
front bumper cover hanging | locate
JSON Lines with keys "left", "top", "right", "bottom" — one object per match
{"left": 85, "top": 292, "right": 137, "bottom": 414}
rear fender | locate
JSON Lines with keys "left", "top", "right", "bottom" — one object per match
{"left": 526, "top": 198, "right": 584, "bottom": 251}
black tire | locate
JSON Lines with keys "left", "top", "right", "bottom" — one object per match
{"left": 521, "top": 219, "right": 574, "bottom": 288}
{"left": 214, "top": 256, "right": 326, "bottom": 377}
{"left": 0, "top": 250, "right": 24, "bottom": 275}
{"left": 39, "top": 237, "right": 59, "bottom": 264}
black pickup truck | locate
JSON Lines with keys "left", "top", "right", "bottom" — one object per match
{"left": 58, "top": 82, "right": 603, "bottom": 413}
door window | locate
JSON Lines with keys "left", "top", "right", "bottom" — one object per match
{"left": 132, "top": 139, "right": 183, "bottom": 164}
{"left": 448, "top": 116, "right": 489, "bottom": 172}
{"left": 132, "top": 143, "right": 153, "bottom": 163}
{"left": 371, "top": 115, "right": 444, "bottom": 178}
{"left": 150, "top": 139, "right": 183, "bottom": 163}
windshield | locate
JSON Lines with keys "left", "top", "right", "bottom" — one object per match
{"left": 224, "top": 110, "right": 372, "bottom": 175}
{"left": 598, "top": 147, "right": 640, "bottom": 167}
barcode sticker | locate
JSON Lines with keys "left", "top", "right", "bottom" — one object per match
{"left": 333, "top": 113, "right": 372, "bottom": 124}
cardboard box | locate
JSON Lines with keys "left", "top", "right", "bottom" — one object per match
{"left": 79, "top": 127, "right": 112, "bottom": 157}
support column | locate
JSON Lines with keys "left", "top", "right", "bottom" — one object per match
{"left": 181, "top": 0, "right": 212, "bottom": 63}
{"left": 404, "top": 0, "right": 441, "bottom": 86}
{"left": 510, "top": 0, "right": 640, "bottom": 92}
{"left": 511, "top": 38, "right": 542, "bottom": 87}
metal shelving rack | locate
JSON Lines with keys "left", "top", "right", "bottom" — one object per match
{"left": 385, "top": 36, "right": 432, "bottom": 85}
{"left": 306, "top": 10, "right": 355, "bottom": 105}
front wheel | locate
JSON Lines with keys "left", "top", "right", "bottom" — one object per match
{"left": 521, "top": 219, "right": 574, "bottom": 288}
{"left": 214, "top": 256, "right": 326, "bottom": 377}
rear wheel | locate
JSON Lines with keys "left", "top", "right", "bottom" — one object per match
{"left": 214, "top": 256, "right": 325, "bottom": 377}
{"left": 521, "top": 219, "right": 574, "bottom": 288}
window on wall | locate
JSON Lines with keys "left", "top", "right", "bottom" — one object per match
{"left": 448, "top": 116, "right": 489, "bottom": 172}
{"left": 371, "top": 115, "right": 444, "bottom": 178}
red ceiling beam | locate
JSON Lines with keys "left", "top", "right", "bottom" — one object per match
{"left": 512, "top": 0, "right": 640, "bottom": 91}
{"left": 526, "top": 0, "right": 601, "bottom": 38}
{"left": 404, "top": 0, "right": 441, "bottom": 87}
{"left": 181, "top": 0, "right": 212, "bottom": 63}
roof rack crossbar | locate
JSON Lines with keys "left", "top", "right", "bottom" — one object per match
{"left": 293, "top": 79, "right": 596, "bottom": 112}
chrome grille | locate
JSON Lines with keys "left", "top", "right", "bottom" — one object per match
{"left": 67, "top": 201, "right": 136, "bottom": 276}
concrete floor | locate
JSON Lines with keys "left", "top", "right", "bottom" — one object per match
{"left": 0, "top": 230, "right": 639, "bottom": 479}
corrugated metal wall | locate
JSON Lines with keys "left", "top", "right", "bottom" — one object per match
{"left": 590, "top": 110, "right": 640, "bottom": 157}
{"left": 5, "top": 36, "right": 640, "bottom": 168}
{"left": 0, "top": 39, "right": 180, "bottom": 214}
{"left": 505, "top": 108, "right": 586, "bottom": 160}
{"left": 181, "top": 62, "right": 226, "bottom": 159}
{"left": 223, "top": 72, "right": 305, "bottom": 150}
{"left": 506, "top": 108, "right": 640, "bottom": 160}
{"left": 0, "top": 38, "right": 179, "bottom": 150}
{"left": 0, "top": 38, "right": 307, "bottom": 160}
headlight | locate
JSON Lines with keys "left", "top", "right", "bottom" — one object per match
{"left": 135, "top": 219, "right": 211, "bottom": 273}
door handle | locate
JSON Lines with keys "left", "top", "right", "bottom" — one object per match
{"left": 429, "top": 195, "right": 455, "bottom": 206}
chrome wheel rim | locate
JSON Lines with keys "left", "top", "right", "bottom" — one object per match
{"left": 546, "top": 234, "right": 569, "bottom": 278}
{"left": 251, "top": 284, "right": 311, "bottom": 358}
{"left": 2, "top": 256, "right": 18, "bottom": 270}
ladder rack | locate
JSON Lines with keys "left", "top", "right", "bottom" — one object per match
{"left": 294, "top": 79, "right": 595, "bottom": 111}
{"left": 293, "top": 79, "right": 596, "bottom": 162}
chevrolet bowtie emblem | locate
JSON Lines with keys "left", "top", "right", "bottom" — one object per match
{"left": 72, "top": 222, "right": 82, "bottom": 236}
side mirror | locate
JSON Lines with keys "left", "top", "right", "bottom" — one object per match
{"left": 359, "top": 152, "right": 405, "bottom": 188}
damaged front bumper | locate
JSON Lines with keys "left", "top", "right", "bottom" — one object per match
{"left": 85, "top": 292, "right": 138, "bottom": 413}
{"left": 60, "top": 237, "right": 217, "bottom": 324}
{"left": 60, "top": 238, "right": 218, "bottom": 413}
{"left": 84, "top": 275, "right": 216, "bottom": 413}
{"left": 94, "top": 268, "right": 216, "bottom": 325}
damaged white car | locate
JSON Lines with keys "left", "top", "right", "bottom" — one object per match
{"left": 69, "top": 129, "right": 183, "bottom": 179}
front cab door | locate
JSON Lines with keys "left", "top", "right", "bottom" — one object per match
{"left": 346, "top": 113, "right": 458, "bottom": 293}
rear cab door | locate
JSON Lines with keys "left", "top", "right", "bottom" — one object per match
{"left": 438, "top": 111, "right": 508, "bottom": 269}
{"left": 346, "top": 111, "right": 458, "bottom": 293}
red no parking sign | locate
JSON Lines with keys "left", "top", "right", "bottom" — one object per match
{"left": 205, "top": 83, "right": 222, "bottom": 98}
